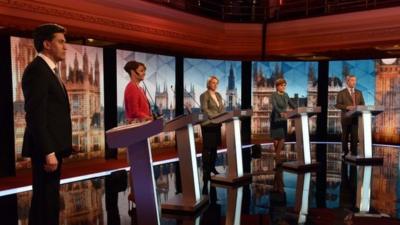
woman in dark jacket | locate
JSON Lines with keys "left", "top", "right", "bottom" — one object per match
{"left": 270, "top": 78, "right": 296, "bottom": 165}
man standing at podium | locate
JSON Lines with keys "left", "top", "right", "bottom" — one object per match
{"left": 22, "top": 24, "right": 72, "bottom": 225}
{"left": 335, "top": 75, "right": 365, "bottom": 157}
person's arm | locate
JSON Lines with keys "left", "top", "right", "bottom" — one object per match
{"left": 200, "top": 92, "right": 213, "bottom": 118}
{"left": 335, "top": 91, "right": 348, "bottom": 111}
{"left": 271, "top": 93, "right": 283, "bottom": 113}
{"left": 22, "top": 65, "right": 55, "bottom": 158}
{"left": 125, "top": 86, "right": 151, "bottom": 120}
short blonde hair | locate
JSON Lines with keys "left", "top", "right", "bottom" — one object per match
{"left": 275, "top": 78, "right": 287, "bottom": 87}
{"left": 207, "top": 75, "right": 219, "bottom": 89}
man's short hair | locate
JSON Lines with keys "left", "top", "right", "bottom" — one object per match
{"left": 33, "top": 23, "right": 66, "bottom": 52}
{"left": 347, "top": 74, "right": 356, "bottom": 79}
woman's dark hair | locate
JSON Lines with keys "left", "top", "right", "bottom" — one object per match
{"left": 124, "top": 61, "right": 146, "bottom": 77}
{"left": 33, "top": 23, "right": 66, "bottom": 52}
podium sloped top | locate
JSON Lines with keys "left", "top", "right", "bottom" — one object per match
{"left": 287, "top": 107, "right": 321, "bottom": 119}
{"left": 345, "top": 105, "right": 384, "bottom": 117}
{"left": 210, "top": 109, "right": 253, "bottom": 124}
{"left": 106, "top": 118, "right": 164, "bottom": 148}
{"left": 163, "top": 113, "right": 207, "bottom": 132}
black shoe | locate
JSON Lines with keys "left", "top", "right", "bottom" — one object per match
{"left": 211, "top": 168, "right": 219, "bottom": 175}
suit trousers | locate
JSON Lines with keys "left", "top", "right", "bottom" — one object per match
{"left": 29, "top": 156, "right": 62, "bottom": 225}
{"left": 201, "top": 125, "right": 221, "bottom": 181}
{"left": 341, "top": 119, "right": 358, "bottom": 156}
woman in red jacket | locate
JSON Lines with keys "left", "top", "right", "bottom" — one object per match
{"left": 123, "top": 60, "right": 153, "bottom": 123}
{"left": 123, "top": 60, "right": 153, "bottom": 208}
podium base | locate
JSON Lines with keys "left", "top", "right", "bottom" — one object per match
{"left": 345, "top": 155, "right": 383, "bottom": 165}
{"left": 210, "top": 173, "right": 252, "bottom": 185}
{"left": 282, "top": 161, "right": 319, "bottom": 172}
{"left": 161, "top": 194, "right": 209, "bottom": 213}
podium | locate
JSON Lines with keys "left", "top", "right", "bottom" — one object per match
{"left": 106, "top": 119, "right": 163, "bottom": 225}
{"left": 282, "top": 107, "right": 321, "bottom": 171}
{"left": 293, "top": 172, "right": 312, "bottom": 224}
{"left": 210, "top": 109, "right": 252, "bottom": 184}
{"left": 212, "top": 183, "right": 244, "bottom": 225}
{"left": 356, "top": 165, "right": 373, "bottom": 213}
{"left": 345, "top": 105, "right": 384, "bottom": 164}
{"left": 161, "top": 114, "right": 209, "bottom": 213}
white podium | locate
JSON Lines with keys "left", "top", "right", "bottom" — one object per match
{"left": 282, "top": 107, "right": 321, "bottom": 171}
{"left": 345, "top": 105, "right": 384, "bottom": 164}
{"left": 293, "top": 172, "right": 312, "bottom": 224}
{"left": 161, "top": 114, "right": 209, "bottom": 213}
{"left": 106, "top": 119, "right": 163, "bottom": 225}
{"left": 210, "top": 109, "right": 253, "bottom": 184}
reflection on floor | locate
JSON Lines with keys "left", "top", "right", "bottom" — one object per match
{"left": 1, "top": 143, "right": 400, "bottom": 225}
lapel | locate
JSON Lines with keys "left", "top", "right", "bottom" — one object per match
{"left": 208, "top": 91, "right": 223, "bottom": 111}
{"left": 344, "top": 88, "right": 353, "bottom": 104}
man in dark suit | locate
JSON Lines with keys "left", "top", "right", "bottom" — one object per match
{"left": 335, "top": 75, "right": 365, "bottom": 157}
{"left": 22, "top": 24, "right": 72, "bottom": 225}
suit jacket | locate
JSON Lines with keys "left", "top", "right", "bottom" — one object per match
{"left": 22, "top": 57, "right": 72, "bottom": 159}
{"left": 200, "top": 90, "right": 225, "bottom": 126}
{"left": 335, "top": 88, "right": 365, "bottom": 124}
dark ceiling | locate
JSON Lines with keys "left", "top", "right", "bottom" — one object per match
{"left": 143, "top": 0, "right": 400, "bottom": 23}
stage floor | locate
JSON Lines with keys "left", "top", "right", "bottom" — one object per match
{"left": 1, "top": 142, "right": 400, "bottom": 225}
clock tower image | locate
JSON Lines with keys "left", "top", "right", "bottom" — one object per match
{"left": 374, "top": 58, "right": 400, "bottom": 144}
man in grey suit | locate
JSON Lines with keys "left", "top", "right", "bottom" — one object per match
{"left": 200, "top": 75, "right": 224, "bottom": 194}
{"left": 335, "top": 75, "right": 365, "bottom": 157}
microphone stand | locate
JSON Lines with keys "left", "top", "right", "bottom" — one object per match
{"left": 142, "top": 81, "right": 163, "bottom": 120}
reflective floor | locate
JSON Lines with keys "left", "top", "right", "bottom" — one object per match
{"left": 1, "top": 143, "right": 400, "bottom": 225}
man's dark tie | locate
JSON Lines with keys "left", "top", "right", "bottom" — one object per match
{"left": 54, "top": 68, "right": 66, "bottom": 95}
{"left": 351, "top": 89, "right": 356, "bottom": 106}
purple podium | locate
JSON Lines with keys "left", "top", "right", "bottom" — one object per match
{"left": 210, "top": 109, "right": 253, "bottom": 184}
{"left": 161, "top": 114, "right": 209, "bottom": 213}
{"left": 106, "top": 118, "right": 163, "bottom": 225}
{"left": 282, "top": 107, "right": 321, "bottom": 171}
{"left": 345, "top": 105, "right": 384, "bottom": 164}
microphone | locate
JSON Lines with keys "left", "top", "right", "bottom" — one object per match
{"left": 142, "top": 81, "right": 162, "bottom": 119}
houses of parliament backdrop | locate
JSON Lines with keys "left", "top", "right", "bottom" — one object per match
{"left": 251, "top": 61, "right": 319, "bottom": 143}
{"left": 327, "top": 59, "right": 400, "bottom": 144}
{"left": 11, "top": 36, "right": 105, "bottom": 170}
{"left": 183, "top": 58, "right": 242, "bottom": 147}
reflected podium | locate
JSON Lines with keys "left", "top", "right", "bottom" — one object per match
{"left": 161, "top": 114, "right": 209, "bottom": 213}
{"left": 106, "top": 119, "right": 163, "bottom": 225}
{"left": 210, "top": 109, "right": 253, "bottom": 184}
{"left": 345, "top": 105, "right": 384, "bottom": 164}
{"left": 282, "top": 107, "right": 320, "bottom": 171}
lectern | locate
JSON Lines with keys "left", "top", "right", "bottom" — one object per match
{"left": 106, "top": 118, "right": 163, "bottom": 225}
{"left": 293, "top": 172, "right": 312, "bottom": 224}
{"left": 210, "top": 109, "right": 252, "bottom": 184}
{"left": 212, "top": 183, "right": 243, "bottom": 225}
{"left": 356, "top": 165, "right": 373, "bottom": 213}
{"left": 161, "top": 114, "right": 209, "bottom": 213}
{"left": 282, "top": 107, "right": 321, "bottom": 171}
{"left": 345, "top": 105, "right": 384, "bottom": 164}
